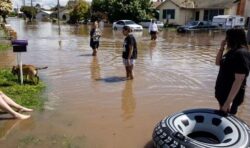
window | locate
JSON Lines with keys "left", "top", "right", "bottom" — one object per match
{"left": 163, "top": 9, "right": 175, "bottom": 19}
{"left": 203, "top": 9, "right": 224, "bottom": 21}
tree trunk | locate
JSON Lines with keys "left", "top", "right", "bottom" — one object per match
{"left": 2, "top": 15, "right": 7, "bottom": 23}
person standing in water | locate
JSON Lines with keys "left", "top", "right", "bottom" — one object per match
{"left": 148, "top": 20, "right": 158, "bottom": 40}
{"left": 215, "top": 28, "right": 250, "bottom": 115}
{"left": 122, "top": 26, "right": 137, "bottom": 80}
{"left": 90, "top": 21, "right": 101, "bottom": 56}
{"left": 0, "top": 90, "right": 32, "bottom": 119}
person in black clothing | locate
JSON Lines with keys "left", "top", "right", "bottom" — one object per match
{"left": 215, "top": 28, "right": 250, "bottom": 115}
{"left": 90, "top": 21, "right": 101, "bottom": 56}
{"left": 122, "top": 26, "right": 137, "bottom": 80}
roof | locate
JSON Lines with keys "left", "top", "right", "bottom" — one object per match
{"left": 157, "top": 0, "right": 239, "bottom": 9}
{"left": 152, "top": 2, "right": 162, "bottom": 8}
{"left": 39, "top": 10, "right": 53, "bottom": 15}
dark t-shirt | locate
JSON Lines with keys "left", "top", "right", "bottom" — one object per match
{"left": 215, "top": 48, "right": 250, "bottom": 101}
{"left": 122, "top": 34, "right": 137, "bottom": 59}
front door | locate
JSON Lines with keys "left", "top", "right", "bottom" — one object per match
{"left": 195, "top": 11, "right": 200, "bottom": 21}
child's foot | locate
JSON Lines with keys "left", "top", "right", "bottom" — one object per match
{"left": 126, "top": 77, "right": 133, "bottom": 80}
{"left": 18, "top": 107, "right": 33, "bottom": 112}
{"left": 14, "top": 113, "right": 31, "bottom": 120}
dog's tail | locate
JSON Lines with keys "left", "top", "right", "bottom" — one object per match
{"left": 36, "top": 66, "right": 48, "bottom": 70}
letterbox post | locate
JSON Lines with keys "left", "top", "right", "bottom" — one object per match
{"left": 12, "top": 40, "right": 28, "bottom": 85}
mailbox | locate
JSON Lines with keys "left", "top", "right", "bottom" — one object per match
{"left": 12, "top": 40, "right": 28, "bottom": 52}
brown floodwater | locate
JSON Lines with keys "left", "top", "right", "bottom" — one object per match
{"left": 0, "top": 18, "right": 250, "bottom": 148}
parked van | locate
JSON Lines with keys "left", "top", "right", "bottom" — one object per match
{"left": 212, "top": 15, "right": 245, "bottom": 29}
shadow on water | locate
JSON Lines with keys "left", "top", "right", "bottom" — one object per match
{"left": 96, "top": 76, "right": 127, "bottom": 83}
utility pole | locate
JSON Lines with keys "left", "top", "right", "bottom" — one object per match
{"left": 31, "top": 0, "right": 33, "bottom": 21}
{"left": 57, "top": 0, "right": 61, "bottom": 35}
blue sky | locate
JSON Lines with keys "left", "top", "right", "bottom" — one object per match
{"left": 13, "top": 0, "right": 91, "bottom": 9}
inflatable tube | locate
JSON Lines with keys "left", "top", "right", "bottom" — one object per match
{"left": 152, "top": 108, "right": 250, "bottom": 148}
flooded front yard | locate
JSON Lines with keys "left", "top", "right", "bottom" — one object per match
{"left": 0, "top": 18, "right": 250, "bottom": 148}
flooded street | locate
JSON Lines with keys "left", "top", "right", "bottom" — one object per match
{"left": 0, "top": 18, "right": 250, "bottom": 148}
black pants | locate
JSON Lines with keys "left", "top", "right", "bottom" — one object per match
{"left": 216, "top": 90, "right": 245, "bottom": 114}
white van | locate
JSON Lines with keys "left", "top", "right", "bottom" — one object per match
{"left": 212, "top": 15, "right": 245, "bottom": 29}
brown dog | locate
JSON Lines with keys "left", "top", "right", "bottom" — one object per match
{"left": 12, "top": 64, "right": 48, "bottom": 84}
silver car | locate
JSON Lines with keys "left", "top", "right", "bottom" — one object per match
{"left": 112, "top": 20, "right": 143, "bottom": 31}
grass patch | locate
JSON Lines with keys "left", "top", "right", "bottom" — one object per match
{"left": 0, "top": 43, "right": 11, "bottom": 51}
{"left": 0, "top": 69, "right": 46, "bottom": 110}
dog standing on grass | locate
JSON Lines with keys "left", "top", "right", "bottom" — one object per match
{"left": 12, "top": 64, "right": 48, "bottom": 84}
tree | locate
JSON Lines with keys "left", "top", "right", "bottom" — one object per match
{"left": 20, "top": 6, "right": 38, "bottom": 22}
{"left": 91, "top": 0, "right": 154, "bottom": 23}
{"left": 0, "top": 0, "right": 12, "bottom": 23}
{"left": 69, "top": 0, "right": 90, "bottom": 24}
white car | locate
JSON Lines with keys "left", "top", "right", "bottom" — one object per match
{"left": 112, "top": 20, "right": 143, "bottom": 31}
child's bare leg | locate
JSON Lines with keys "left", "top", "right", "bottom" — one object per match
{"left": 129, "top": 65, "right": 134, "bottom": 79}
{"left": 125, "top": 66, "right": 129, "bottom": 78}
{"left": 92, "top": 48, "right": 97, "bottom": 56}
{"left": 1, "top": 93, "right": 33, "bottom": 112}
{"left": 0, "top": 96, "right": 30, "bottom": 119}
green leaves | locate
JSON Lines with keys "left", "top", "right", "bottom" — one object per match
{"left": 20, "top": 6, "right": 38, "bottom": 21}
{"left": 69, "top": 0, "right": 90, "bottom": 24}
{"left": 91, "top": 0, "right": 154, "bottom": 22}
{"left": 0, "top": 0, "right": 12, "bottom": 23}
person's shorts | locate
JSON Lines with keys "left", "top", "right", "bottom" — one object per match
{"left": 123, "top": 59, "right": 136, "bottom": 66}
{"left": 90, "top": 41, "right": 99, "bottom": 49}
{"left": 216, "top": 89, "right": 245, "bottom": 114}
{"left": 150, "top": 31, "right": 157, "bottom": 35}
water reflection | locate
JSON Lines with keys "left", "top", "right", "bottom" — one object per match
{"left": 90, "top": 56, "right": 101, "bottom": 80}
{"left": 121, "top": 81, "right": 136, "bottom": 120}
{"left": 149, "top": 41, "right": 157, "bottom": 60}
{"left": 0, "top": 120, "right": 20, "bottom": 140}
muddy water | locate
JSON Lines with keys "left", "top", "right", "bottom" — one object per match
{"left": 0, "top": 18, "right": 250, "bottom": 148}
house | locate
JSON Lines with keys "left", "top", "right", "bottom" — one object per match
{"left": 36, "top": 10, "right": 53, "bottom": 21}
{"left": 51, "top": 9, "right": 72, "bottom": 22}
{"left": 157, "top": 0, "right": 239, "bottom": 25}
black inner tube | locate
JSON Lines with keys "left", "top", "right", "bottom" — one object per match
{"left": 188, "top": 131, "right": 220, "bottom": 144}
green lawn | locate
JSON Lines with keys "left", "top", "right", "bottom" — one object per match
{"left": 0, "top": 69, "right": 46, "bottom": 110}
{"left": 0, "top": 43, "right": 11, "bottom": 51}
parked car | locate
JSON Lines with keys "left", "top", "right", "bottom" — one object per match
{"left": 139, "top": 20, "right": 164, "bottom": 28}
{"left": 79, "top": 19, "right": 90, "bottom": 24}
{"left": 112, "top": 20, "right": 143, "bottom": 31}
{"left": 177, "top": 21, "right": 218, "bottom": 33}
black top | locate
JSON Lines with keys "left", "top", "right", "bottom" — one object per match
{"left": 122, "top": 34, "right": 137, "bottom": 59}
{"left": 215, "top": 48, "right": 250, "bottom": 99}
{"left": 90, "top": 28, "right": 101, "bottom": 42}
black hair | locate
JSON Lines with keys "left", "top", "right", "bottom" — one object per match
{"left": 226, "top": 28, "right": 248, "bottom": 50}
{"left": 123, "top": 26, "right": 131, "bottom": 32}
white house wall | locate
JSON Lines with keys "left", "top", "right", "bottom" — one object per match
{"left": 158, "top": 1, "right": 181, "bottom": 25}
{"left": 179, "top": 9, "right": 193, "bottom": 24}
{"left": 225, "top": 5, "right": 237, "bottom": 15}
